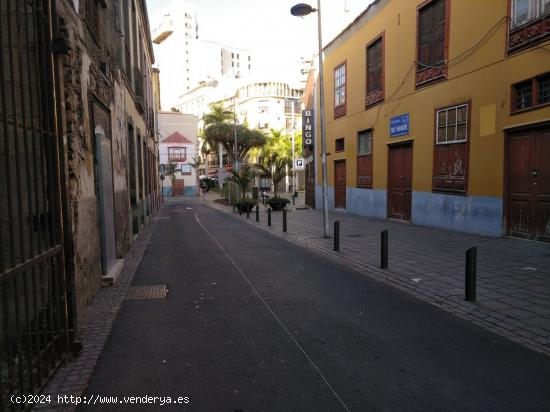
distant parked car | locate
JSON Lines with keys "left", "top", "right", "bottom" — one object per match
{"left": 199, "top": 176, "right": 218, "bottom": 189}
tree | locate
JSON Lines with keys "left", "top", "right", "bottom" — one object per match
{"left": 228, "top": 166, "right": 256, "bottom": 200}
{"left": 256, "top": 153, "right": 290, "bottom": 197}
{"left": 204, "top": 122, "right": 265, "bottom": 166}
{"left": 255, "top": 129, "right": 302, "bottom": 194}
{"left": 202, "top": 104, "right": 233, "bottom": 127}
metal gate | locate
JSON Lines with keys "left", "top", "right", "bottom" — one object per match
{"left": 1, "top": 0, "right": 71, "bottom": 410}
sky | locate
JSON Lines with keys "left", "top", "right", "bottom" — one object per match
{"left": 146, "top": 0, "right": 374, "bottom": 78}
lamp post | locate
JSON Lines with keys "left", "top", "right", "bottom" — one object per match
{"left": 233, "top": 98, "right": 238, "bottom": 172}
{"left": 291, "top": 100, "right": 296, "bottom": 195}
{"left": 223, "top": 105, "right": 238, "bottom": 172}
{"left": 291, "top": 1, "right": 329, "bottom": 238}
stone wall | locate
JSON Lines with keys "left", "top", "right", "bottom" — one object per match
{"left": 57, "top": 0, "right": 123, "bottom": 317}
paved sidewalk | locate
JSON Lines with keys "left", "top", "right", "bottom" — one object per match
{"left": 34, "top": 217, "right": 158, "bottom": 411}
{"left": 206, "top": 193, "right": 550, "bottom": 357}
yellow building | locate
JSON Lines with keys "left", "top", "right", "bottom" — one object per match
{"left": 315, "top": 0, "right": 550, "bottom": 240}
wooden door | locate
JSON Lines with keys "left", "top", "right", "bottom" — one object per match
{"left": 507, "top": 128, "right": 550, "bottom": 241}
{"left": 334, "top": 160, "right": 346, "bottom": 208}
{"left": 305, "top": 160, "right": 316, "bottom": 208}
{"left": 172, "top": 179, "right": 185, "bottom": 196}
{"left": 388, "top": 144, "right": 413, "bottom": 221}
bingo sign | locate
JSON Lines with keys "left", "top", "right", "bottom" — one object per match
{"left": 389, "top": 113, "right": 410, "bottom": 138}
{"left": 302, "top": 110, "right": 314, "bottom": 149}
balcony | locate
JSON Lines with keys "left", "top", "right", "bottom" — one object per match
{"left": 134, "top": 66, "right": 145, "bottom": 114}
{"left": 152, "top": 19, "right": 174, "bottom": 44}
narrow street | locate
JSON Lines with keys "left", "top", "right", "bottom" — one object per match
{"left": 80, "top": 199, "right": 550, "bottom": 411}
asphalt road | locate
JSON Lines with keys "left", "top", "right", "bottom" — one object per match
{"left": 80, "top": 200, "right": 550, "bottom": 411}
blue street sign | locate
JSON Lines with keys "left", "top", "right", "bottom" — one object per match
{"left": 390, "top": 113, "right": 409, "bottom": 137}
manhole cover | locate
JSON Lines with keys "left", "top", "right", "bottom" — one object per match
{"left": 126, "top": 285, "right": 168, "bottom": 300}
{"left": 346, "top": 234, "right": 362, "bottom": 238}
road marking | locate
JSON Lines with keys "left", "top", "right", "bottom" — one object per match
{"left": 194, "top": 211, "right": 350, "bottom": 412}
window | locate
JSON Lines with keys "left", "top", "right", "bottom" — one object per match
{"left": 181, "top": 164, "right": 192, "bottom": 175}
{"left": 436, "top": 104, "right": 468, "bottom": 144}
{"left": 511, "top": 0, "right": 550, "bottom": 27}
{"left": 335, "top": 138, "right": 345, "bottom": 152}
{"left": 357, "top": 130, "right": 373, "bottom": 188}
{"left": 512, "top": 72, "right": 550, "bottom": 112}
{"left": 366, "top": 35, "right": 384, "bottom": 108}
{"left": 509, "top": 0, "right": 550, "bottom": 51}
{"left": 334, "top": 63, "right": 346, "bottom": 118}
{"left": 433, "top": 103, "right": 469, "bottom": 194}
{"left": 168, "top": 147, "right": 186, "bottom": 161}
{"left": 85, "top": 0, "right": 102, "bottom": 39}
{"left": 416, "top": 0, "right": 448, "bottom": 87}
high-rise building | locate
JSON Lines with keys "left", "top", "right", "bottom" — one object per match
{"left": 151, "top": 1, "right": 199, "bottom": 109}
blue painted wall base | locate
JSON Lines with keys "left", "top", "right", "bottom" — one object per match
{"left": 315, "top": 185, "right": 503, "bottom": 237}
{"left": 412, "top": 191, "right": 503, "bottom": 237}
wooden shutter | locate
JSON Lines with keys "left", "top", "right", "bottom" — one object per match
{"left": 367, "top": 39, "right": 382, "bottom": 92}
{"left": 433, "top": 0, "right": 446, "bottom": 65}
{"left": 418, "top": 4, "right": 433, "bottom": 65}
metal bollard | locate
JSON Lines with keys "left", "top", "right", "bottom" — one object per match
{"left": 381, "top": 230, "right": 388, "bottom": 269}
{"left": 283, "top": 209, "right": 287, "bottom": 232}
{"left": 256, "top": 204, "right": 259, "bottom": 222}
{"left": 292, "top": 194, "right": 295, "bottom": 206}
{"left": 239, "top": 207, "right": 242, "bottom": 216}
{"left": 334, "top": 221, "right": 340, "bottom": 251}
{"left": 268, "top": 208, "right": 271, "bottom": 226}
{"left": 465, "top": 247, "right": 477, "bottom": 302}
{"left": 246, "top": 206, "right": 250, "bottom": 219}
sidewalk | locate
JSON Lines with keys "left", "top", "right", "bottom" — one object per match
{"left": 206, "top": 192, "right": 550, "bottom": 357}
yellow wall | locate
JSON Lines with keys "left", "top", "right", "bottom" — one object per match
{"left": 320, "top": 0, "right": 550, "bottom": 197}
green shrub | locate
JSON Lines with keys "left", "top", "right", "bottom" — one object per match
{"left": 235, "top": 198, "right": 257, "bottom": 213}
{"left": 267, "top": 196, "right": 290, "bottom": 211}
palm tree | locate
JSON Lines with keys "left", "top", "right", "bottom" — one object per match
{"left": 256, "top": 153, "right": 290, "bottom": 197}
{"left": 229, "top": 166, "right": 256, "bottom": 200}
{"left": 202, "top": 104, "right": 233, "bottom": 127}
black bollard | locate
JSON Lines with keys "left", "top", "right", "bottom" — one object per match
{"left": 465, "top": 247, "right": 477, "bottom": 302}
{"left": 239, "top": 207, "right": 242, "bottom": 216}
{"left": 246, "top": 207, "right": 250, "bottom": 219}
{"left": 334, "top": 221, "right": 340, "bottom": 251}
{"left": 381, "top": 230, "right": 388, "bottom": 269}
{"left": 283, "top": 210, "right": 287, "bottom": 232}
{"left": 268, "top": 208, "right": 271, "bottom": 226}
{"left": 256, "top": 204, "right": 259, "bottom": 222}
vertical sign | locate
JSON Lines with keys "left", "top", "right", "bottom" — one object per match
{"left": 302, "top": 110, "right": 314, "bottom": 149}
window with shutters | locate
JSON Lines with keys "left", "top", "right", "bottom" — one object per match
{"left": 168, "top": 147, "right": 187, "bottom": 162}
{"left": 416, "top": 0, "right": 448, "bottom": 88}
{"left": 508, "top": 0, "right": 550, "bottom": 52}
{"left": 366, "top": 34, "right": 384, "bottom": 109}
{"left": 357, "top": 130, "right": 373, "bottom": 188}
{"left": 334, "top": 63, "right": 346, "bottom": 118}
{"left": 85, "top": 0, "right": 104, "bottom": 42}
{"left": 433, "top": 103, "right": 469, "bottom": 194}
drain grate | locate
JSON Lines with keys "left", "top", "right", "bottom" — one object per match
{"left": 126, "top": 285, "right": 168, "bottom": 300}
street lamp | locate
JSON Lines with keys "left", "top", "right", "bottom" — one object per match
{"left": 291, "top": 1, "right": 330, "bottom": 238}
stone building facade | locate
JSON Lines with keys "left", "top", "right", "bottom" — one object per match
{"left": 56, "top": 0, "right": 159, "bottom": 318}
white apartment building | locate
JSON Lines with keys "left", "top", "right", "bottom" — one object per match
{"left": 212, "top": 80, "right": 304, "bottom": 133}
{"left": 221, "top": 45, "right": 253, "bottom": 78}
{"left": 151, "top": 1, "right": 198, "bottom": 110}
{"left": 196, "top": 41, "right": 254, "bottom": 82}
